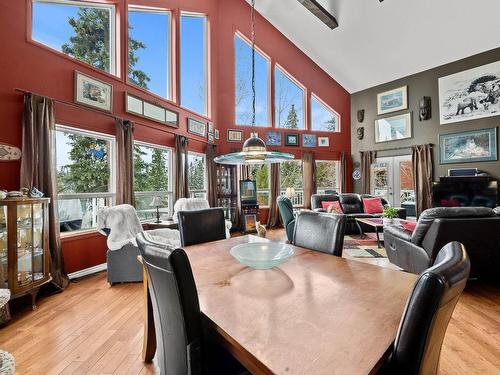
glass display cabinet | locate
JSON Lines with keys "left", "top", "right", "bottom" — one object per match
{"left": 0, "top": 197, "right": 51, "bottom": 309}
{"left": 216, "top": 165, "right": 238, "bottom": 227}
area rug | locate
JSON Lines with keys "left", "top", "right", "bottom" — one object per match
{"left": 344, "top": 246, "right": 387, "bottom": 258}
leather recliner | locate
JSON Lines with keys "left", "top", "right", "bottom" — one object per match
{"left": 384, "top": 207, "right": 500, "bottom": 279}
{"left": 277, "top": 196, "right": 295, "bottom": 241}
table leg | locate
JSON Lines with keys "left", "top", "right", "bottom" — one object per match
{"left": 375, "top": 227, "right": 381, "bottom": 248}
{"left": 142, "top": 266, "right": 156, "bottom": 363}
{"left": 355, "top": 220, "right": 366, "bottom": 239}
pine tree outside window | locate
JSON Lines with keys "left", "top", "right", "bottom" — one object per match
{"left": 280, "top": 160, "right": 304, "bottom": 206}
{"left": 188, "top": 152, "right": 207, "bottom": 199}
{"left": 32, "top": 0, "right": 116, "bottom": 75}
{"left": 55, "top": 125, "right": 116, "bottom": 233}
{"left": 274, "top": 65, "right": 305, "bottom": 129}
{"left": 316, "top": 160, "right": 340, "bottom": 194}
{"left": 311, "top": 94, "right": 340, "bottom": 132}
{"left": 133, "top": 142, "right": 173, "bottom": 220}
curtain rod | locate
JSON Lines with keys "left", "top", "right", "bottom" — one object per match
{"left": 14, "top": 88, "right": 211, "bottom": 145}
{"left": 360, "top": 144, "right": 434, "bottom": 153}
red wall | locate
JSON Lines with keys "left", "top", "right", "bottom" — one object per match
{"left": 0, "top": 0, "right": 350, "bottom": 274}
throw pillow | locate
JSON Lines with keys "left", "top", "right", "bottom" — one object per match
{"left": 327, "top": 204, "right": 343, "bottom": 214}
{"left": 400, "top": 220, "right": 417, "bottom": 232}
{"left": 363, "top": 197, "right": 384, "bottom": 214}
{"left": 321, "top": 200, "right": 343, "bottom": 213}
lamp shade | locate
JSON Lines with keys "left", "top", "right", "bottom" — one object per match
{"left": 150, "top": 196, "right": 163, "bottom": 207}
{"left": 285, "top": 187, "right": 295, "bottom": 198}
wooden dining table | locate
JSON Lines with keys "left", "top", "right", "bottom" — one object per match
{"left": 140, "top": 235, "right": 416, "bottom": 375}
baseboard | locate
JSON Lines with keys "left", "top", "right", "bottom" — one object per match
{"left": 68, "top": 263, "right": 107, "bottom": 280}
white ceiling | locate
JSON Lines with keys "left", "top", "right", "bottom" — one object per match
{"left": 251, "top": 0, "right": 500, "bottom": 93}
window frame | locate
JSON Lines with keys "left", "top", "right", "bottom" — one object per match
{"left": 274, "top": 64, "right": 307, "bottom": 130}
{"left": 179, "top": 12, "right": 209, "bottom": 118}
{"left": 315, "top": 159, "right": 340, "bottom": 193}
{"left": 133, "top": 140, "right": 174, "bottom": 220}
{"left": 31, "top": 0, "right": 117, "bottom": 76}
{"left": 234, "top": 31, "right": 272, "bottom": 127}
{"left": 187, "top": 151, "right": 208, "bottom": 198}
{"left": 310, "top": 93, "right": 341, "bottom": 133}
{"left": 127, "top": 6, "right": 172, "bottom": 101}
{"left": 55, "top": 124, "right": 116, "bottom": 235}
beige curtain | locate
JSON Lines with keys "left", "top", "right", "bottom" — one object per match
{"left": 267, "top": 163, "right": 281, "bottom": 228}
{"left": 412, "top": 144, "right": 433, "bottom": 217}
{"left": 174, "top": 135, "right": 189, "bottom": 201}
{"left": 340, "top": 152, "right": 347, "bottom": 193}
{"left": 206, "top": 144, "right": 218, "bottom": 207}
{"left": 360, "top": 151, "right": 376, "bottom": 194}
{"left": 116, "top": 119, "right": 135, "bottom": 205}
{"left": 20, "top": 93, "right": 69, "bottom": 291}
{"left": 302, "top": 152, "right": 316, "bottom": 209}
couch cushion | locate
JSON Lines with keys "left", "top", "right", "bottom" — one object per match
{"left": 363, "top": 197, "right": 384, "bottom": 214}
{"left": 339, "top": 194, "right": 363, "bottom": 214}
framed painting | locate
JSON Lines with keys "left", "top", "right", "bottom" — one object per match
{"left": 377, "top": 85, "right": 407, "bottom": 115}
{"left": 285, "top": 133, "right": 299, "bottom": 146}
{"left": 215, "top": 129, "right": 220, "bottom": 139}
{"left": 439, "top": 60, "right": 500, "bottom": 125}
{"left": 439, "top": 127, "right": 497, "bottom": 164}
{"left": 375, "top": 112, "right": 412, "bottom": 143}
{"left": 228, "top": 129, "right": 243, "bottom": 142}
{"left": 125, "top": 92, "right": 179, "bottom": 128}
{"left": 318, "top": 136, "right": 329, "bottom": 147}
{"left": 187, "top": 118, "right": 206, "bottom": 137}
{"left": 302, "top": 134, "right": 317, "bottom": 147}
{"left": 266, "top": 131, "right": 282, "bottom": 146}
{"left": 75, "top": 71, "right": 112, "bottom": 112}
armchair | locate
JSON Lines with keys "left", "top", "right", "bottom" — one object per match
{"left": 277, "top": 196, "right": 295, "bottom": 241}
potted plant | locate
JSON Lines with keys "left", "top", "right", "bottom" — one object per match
{"left": 382, "top": 206, "right": 399, "bottom": 225}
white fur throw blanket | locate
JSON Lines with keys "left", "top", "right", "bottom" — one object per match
{"left": 173, "top": 198, "right": 210, "bottom": 223}
{"left": 97, "top": 204, "right": 180, "bottom": 250}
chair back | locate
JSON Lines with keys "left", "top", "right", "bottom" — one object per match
{"left": 136, "top": 232, "right": 202, "bottom": 375}
{"left": 277, "top": 196, "right": 294, "bottom": 227}
{"left": 382, "top": 241, "right": 470, "bottom": 375}
{"left": 292, "top": 211, "right": 347, "bottom": 256}
{"left": 177, "top": 208, "right": 226, "bottom": 246}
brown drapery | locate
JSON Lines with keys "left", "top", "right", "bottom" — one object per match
{"left": 206, "top": 144, "right": 218, "bottom": 207}
{"left": 267, "top": 163, "right": 281, "bottom": 228}
{"left": 174, "top": 135, "right": 189, "bottom": 201}
{"left": 412, "top": 144, "right": 433, "bottom": 218}
{"left": 302, "top": 152, "right": 316, "bottom": 209}
{"left": 360, "top": 151, "right": 376, "bottom": 194}
{"left": 20, "top": 93, "right": 69, "bottom": 291}
{"left": 115, "top": 119, "right": 135, "bottom": 205}
{"left": 340, "top": 152, "right": 347, "bottom": 193}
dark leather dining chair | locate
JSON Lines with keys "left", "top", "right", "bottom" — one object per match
{"left": 292, "top": 211, "right": 347, "bottom": 256}
{"left": 177, "top": 208, "right": 226, "bottom": 246}
{"left": 379, "top": 241, "right": 470, "bottom": 375}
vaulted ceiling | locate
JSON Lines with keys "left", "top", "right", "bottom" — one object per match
{"left": 251, "top": 0, "right": 500, "bottom": 93}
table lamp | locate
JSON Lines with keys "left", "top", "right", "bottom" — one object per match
{"left": 150, "top": 196, "right": 163, "bottom": 223}
{"left": 285, "top": 187, "right": 295, "bottom": 199}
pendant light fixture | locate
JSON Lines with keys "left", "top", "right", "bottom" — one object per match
{"left": 214, "top": 0, "right": 294, "bottom": 165}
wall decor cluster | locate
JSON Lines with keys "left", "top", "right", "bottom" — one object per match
{"left": 75, "top": 71, "right": 112, "bottom": 112}
{"left": 285, "top": 133, "right": 299, "bottom": 146}
{"left": 227, "top": 129, "right": 243, "bottom": 142}
{"left": 377, "top": 85, "right": 408, "bottom": 115}
{"left": 266, "top": 131, "right": 282, "bottom": 146}
{"left": 438, "top": 60, "right": 500, "bottom": 125}
{"left": 318, "top": 136, "right": 329, "bottom": 147}
{"left": 439, "top": 127, "right": 498, "bottom": 164}
{"left": 374, "top": 112, "right": 412, "bottom": 143}
{"left": 187, "top": 118, "right": 207, "bottom": 137}
{"left": 125, "top": 92, "right": 179, "bottom": 128}
{"left": 302, "top": 134, "right": 317, "bottom": 148}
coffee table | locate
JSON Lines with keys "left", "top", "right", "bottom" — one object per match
{"left": 354, "top": 217, "right": 384, "bottom": 248}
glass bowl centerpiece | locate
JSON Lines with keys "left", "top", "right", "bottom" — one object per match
{"left": 230, "top": 242, "right": 295, "bottom": 270}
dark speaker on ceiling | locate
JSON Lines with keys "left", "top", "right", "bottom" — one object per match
{"left": 297, "top": 0, "right": 338, "bottom": 29}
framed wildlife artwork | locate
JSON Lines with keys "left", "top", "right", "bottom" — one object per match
{"left": 377, "top": 86, "right": 407, "bottom": 115}
{"left": 439, "top": 127, "right": 497, "bottom": 164}
{"left": 438, "top": 60, "right": 500, "bottom": 125}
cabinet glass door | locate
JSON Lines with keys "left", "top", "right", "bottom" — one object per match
{"left": 0, "top": 206, "right": 7, "bottom": 285}
{"left": 33, "top": 204, "right": 44, "bottom": 281}
{"left": 17, "top": 204, "right": 33, "bottom": 287}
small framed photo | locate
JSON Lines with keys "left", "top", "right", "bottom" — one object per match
{"left": 208, "top": 132, "right": 215, "bottom": 144}
{"left": 228, "top": 129, "right": 243, "bottom": 142}
{"left": 302, "top": 134, "right": 317, "bottom": 148}
{"left": 285, "top": 133, "right": 299, "bottom": 146}
{"left": 375, "top": 112, "right": 412, "bottom": 143}
{"left": 214, "top": 129, "right": 220, "bottom": 139}
{"left": 208, "top": 121, "right": 214, "bottom": 134}
{"left": 266, "top": 131, "right": 282, "bottom": 146}
{"left": 318, "top": 136, "right": 330, "bottom": 147}
{"left": 187, "top": 118, "right": 206, "bottom": 137}
{"left": 377, "top": 85, "right": 408, "bottom": 115}
{"left": 75, "top": 71, "right": 112, "bottom": 112}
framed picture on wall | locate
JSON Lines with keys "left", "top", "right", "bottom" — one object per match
{"left": 187, "top": 118, "right": 207, "bottom": 137}
{"left": 285, "top": 133, "right": 299, "bottom": 146}
{"left": 228, "top": 129, "right": 243, "bottom": 142}
{"left": 374, "top": 112, "right": 412, "bottom": 143}
{"left": 377, "top": 85, "right": 408, "bottom": 115}
{"left": 439, "top": 127, "right": 498, "bottom": 164}
{"left": 215, "top": 129, "right": 220, "bottom": 139}
{"left": 318, "top": 136, "right": 330, "bottom": 147}
{"left": 266, "top": 131, "right": 282, "bottom": 146}
{"left": 75, "top": 71, "right": 112, "bottom": 112}
{"left": 302, "top": 134, "right": 317, "bottom": 147}
{"left": 125, "top": 92, "right": 179, "bottom": 128}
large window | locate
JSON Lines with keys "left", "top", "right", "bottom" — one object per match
{"left": 280, "top": 161, "right": 303, "bottom": 206}
{"left": 274, "top": 66, "right": 305, "bottom": 129}
{"left": 128, "top": 8, "right": 171, "bottom": 99}
{"left": 234, "top": 33, "right": 270, "bottom": 126}
{"left": 188, "top": 152, "right": 207, "bottom": 199}
{"left": 55, "top": 126, "right": 115, "bottom": 233}
{"left": 249, "top": 164, "right": 270, "bottom": 206}
{"left": 316, "top": 160, "right": 340, "bottom": 194}
{"left": 180, "top": 14, "right": 208, "bottom": 116}
{"left": 32, "top": 0, "right": 116, "bottom": 74}
{"left": 133, "top": 142, "right": 172, "bottom": 220}
{"left": 311, "top": 94, "right": 340, "bottom": 132}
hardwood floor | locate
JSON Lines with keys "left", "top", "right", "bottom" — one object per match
{"left": 0, "top": 229, "right": 499, "bottom": 374}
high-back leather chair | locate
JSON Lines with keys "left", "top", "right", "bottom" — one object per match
{"left": 379, "top": 241, "right": 470, "bottom": 375}
{"left": 292, "top": 211, "right": 347, "bottom": 256}
{"left": 277, "top": 196, "right": 295, "bottom": 241}
{"left": 177, "top": 208, "right": 226, "bottom": 246}
{"left": 136, "top": 232, "right": 203, "bottom": 375}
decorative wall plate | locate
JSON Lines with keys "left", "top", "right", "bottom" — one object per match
{"left": 352, "top": 169, "right": 362, "bottom": 180}
{"left": 0, "top": 143, "right": 21, "bottom": 161}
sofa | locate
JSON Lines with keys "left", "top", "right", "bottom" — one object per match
{"left": 384, "top": 207, "right": 500, "bottom": 279}
{"left": 311, "top": 193, "right": 407, "bottom": 234}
